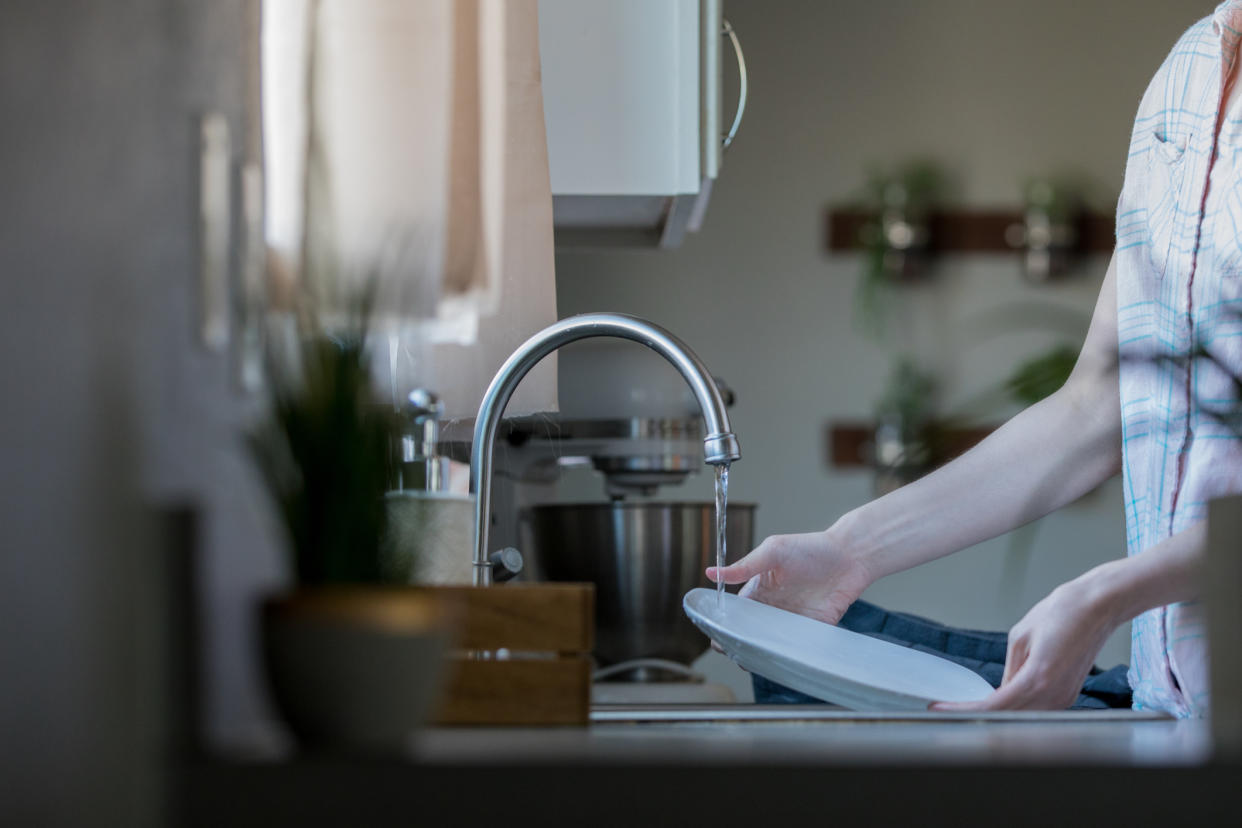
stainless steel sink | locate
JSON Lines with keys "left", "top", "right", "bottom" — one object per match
{"left": 590, "top": 704, "right": 1171, "bottom": 724}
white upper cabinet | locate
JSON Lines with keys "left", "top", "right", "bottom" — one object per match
{"left": 539, "top": 0, "right": 736, "bottom": 247}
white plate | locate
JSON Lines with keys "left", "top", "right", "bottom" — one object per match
{"left": 683, "top": 588, "right": 995, "bottom": 711}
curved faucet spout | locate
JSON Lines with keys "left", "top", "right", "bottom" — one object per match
{"left": 469, "top": 313, "right": 740, "bottom": 585}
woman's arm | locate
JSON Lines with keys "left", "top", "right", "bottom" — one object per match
{"left": 711, "top": 255, "right": 1123, "bottom": 617}
{"left": 840, "top": 254, "right": 1122, "bottom": 580}
{"left": 933, "top": 521, "right": 1205, "bottom": 711}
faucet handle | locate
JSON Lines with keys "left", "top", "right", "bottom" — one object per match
{"left": 489, "top": 547, "right": 524, "bottom": 583}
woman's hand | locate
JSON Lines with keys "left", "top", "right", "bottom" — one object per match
{"left": 706, "top": 530, "right": 875, "bottom": 625}
{"left": 931, "top": 575, "right": 1121, "bottom": 711}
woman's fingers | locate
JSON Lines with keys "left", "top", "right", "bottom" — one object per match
{"left": 706, "top": 543, "right": 773, "bottom": 585}
{"left": 931, "top": 655, "right": 1049, "bottom": 712}
{"left": 933, "top": 637, "right": 1032, "bottom": 712}
{"left": 930, "top": 677, "right": 1034, "bottom": 712}
{"left": 736, "top": 574, "right": 761, "bottom": 600}
{"left": 933, "top": 651, "right": 1075, "bottom": 712}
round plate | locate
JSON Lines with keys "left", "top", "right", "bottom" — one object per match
{"left": 683, "top": 588, "right": 995, "bottom": 711}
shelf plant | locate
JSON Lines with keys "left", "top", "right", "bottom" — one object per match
{"left": 870, "top": 358, "right": 939, "bottom": 494}
{"left": 855, "top": 160, "right": 945, "bottom": 334}
{"left": 1004, "top": 344, "right": 1078, "bottom": 406}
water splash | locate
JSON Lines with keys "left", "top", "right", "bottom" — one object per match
{"left": 715, "top": 463, "right": 729, "bottom": 609}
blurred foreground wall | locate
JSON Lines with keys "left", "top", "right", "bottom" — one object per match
{"left": 0, "top": 1, "right": 268, "bottom": 823}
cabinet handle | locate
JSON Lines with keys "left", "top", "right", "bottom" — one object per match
{"left": 199, "top": 113, "right": 231, "bottom": 351}
{"left": 721, "top": 18, "right": 747, "bottom": 151}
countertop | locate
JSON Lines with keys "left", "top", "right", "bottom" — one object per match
{"left": 412, "top": 706, "right": 1208, "bottom": 766}
{"left": 177, "top": 708, "right": 1239, "bottom": 826}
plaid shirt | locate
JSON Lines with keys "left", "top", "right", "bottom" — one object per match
{"left": 1116, "top": 1, "right": 1242, "bottom": 718}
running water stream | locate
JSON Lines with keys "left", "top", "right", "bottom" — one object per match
{"left": 714, "top": 463, "right": 729, "bottom": 609}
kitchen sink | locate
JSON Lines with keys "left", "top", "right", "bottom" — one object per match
{"left": 590, "top": 704, "right": 1171, "bottom": 724}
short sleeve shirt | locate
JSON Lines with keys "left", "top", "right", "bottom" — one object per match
{"left": 1116, "top": 2, "right": 1242, "bottom": 718}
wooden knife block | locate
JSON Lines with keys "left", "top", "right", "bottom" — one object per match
{"left": 424, "top": 583, "right": 594, "bottom": 726}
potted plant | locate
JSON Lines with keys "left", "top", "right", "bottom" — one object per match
{"left": 1006, "top": 177, "right": 1083, "bottom": 283}
{"left": 250, "top": 320, "right": 452, "bottom": 753}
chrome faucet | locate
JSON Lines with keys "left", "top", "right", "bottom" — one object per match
{"left": 469, "top": 313, "right": 741, "bottom": 586}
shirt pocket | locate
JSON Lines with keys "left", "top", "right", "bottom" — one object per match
{"left": 1214, "top": 165, "right": 1242, "bottom": 279}
{"left": 1145, "top": 130, "right": 1190, "bottom": 278}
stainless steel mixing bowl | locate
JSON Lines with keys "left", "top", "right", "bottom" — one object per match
{"left": 522, "top": 502, "right": 756, "bottom": 668}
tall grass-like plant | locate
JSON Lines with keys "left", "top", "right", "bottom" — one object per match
{"left": 249, "top": 326, "right": 397, "bottom": 585}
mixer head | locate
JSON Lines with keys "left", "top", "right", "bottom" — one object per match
{"left": 502, "top": 415, "right": 703, "bottom": 498}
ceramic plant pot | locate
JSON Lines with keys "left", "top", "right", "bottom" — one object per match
{"left": 261, "top": 588, "right": 452, "bottom": 753}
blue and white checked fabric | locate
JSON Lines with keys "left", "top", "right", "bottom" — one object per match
{"left": 1116, "top": 1, "right": 1242, "bottom": 718}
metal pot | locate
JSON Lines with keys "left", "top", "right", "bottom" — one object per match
{"left": 522, "top": 502, "right": 755, "bottom": 668}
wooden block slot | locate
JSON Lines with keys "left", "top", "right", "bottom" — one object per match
{"left": 422, "top": 583, "right": 595, "bottom": 726}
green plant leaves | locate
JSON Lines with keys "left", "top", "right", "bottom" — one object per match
{"left": 1005, "top": 344, "right": 1077, "bottom": 406}
{"left": 250, "top": 334, "right": 399, "bottom": 585}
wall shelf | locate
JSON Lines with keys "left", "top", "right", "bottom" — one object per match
{"left": 827, "top": 421, "right": 997, "bottom": 469}
{"left": 825, "top": 209, "right": 1115, "bottom": 254}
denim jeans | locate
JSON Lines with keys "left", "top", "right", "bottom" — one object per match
{"left": 751, "top": 599, "right": 1131, "bottom": 710}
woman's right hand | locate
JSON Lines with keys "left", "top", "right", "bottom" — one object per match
{"left": 706, "top": 530, "right": 875, "bottom": 625}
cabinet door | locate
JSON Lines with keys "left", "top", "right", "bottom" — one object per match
{"left": 539, "top": 0, "right": 700, "bottom": 197}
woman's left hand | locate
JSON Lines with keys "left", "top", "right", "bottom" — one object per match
{"left": 930, "top": 575, "right": 1120, "bottom": 711}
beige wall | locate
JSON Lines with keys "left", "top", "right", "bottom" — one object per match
{"left": 556, "top": 0, "right": 1214, "bottom": 668}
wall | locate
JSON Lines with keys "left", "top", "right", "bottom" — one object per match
{"left": 555, "top": 0, "right": 1214, "bottom": 672}
{"left": 0, "top": 1, "right": 264, "bottom": 822}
